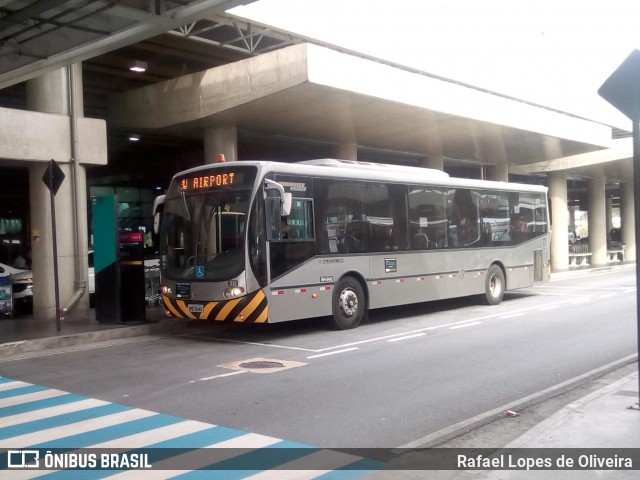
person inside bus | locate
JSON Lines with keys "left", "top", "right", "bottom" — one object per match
{"left": 412, "top": 228, "right": 430, "bottom": 250}
{"left": 454, "top": 215, "right": 478, "bottom": 247}
{"left": 382, "top": 226, "right": 398, "bottom": 251}
{"left": 510, "top": 214, "right": 529, "bottom": 244}
{"left": 450, "top": 189, "right": 477, "bottom": 224}
{"left": 280, "top": 217, "right": 291, "bottom": 240}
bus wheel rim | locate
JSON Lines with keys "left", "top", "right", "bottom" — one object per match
{"left": 490, "top": 274, "right": 501, "bottom": 297}
{"left": 339, "top": 288, "right": 358, "bottom": 317}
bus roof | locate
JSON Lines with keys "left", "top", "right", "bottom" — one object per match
{"left": 174, "top": 159, "right": 548, "bottom": 193}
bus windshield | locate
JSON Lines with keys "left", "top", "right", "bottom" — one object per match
{"left": 161, "top": 189, "right": 250, "bottom": 281}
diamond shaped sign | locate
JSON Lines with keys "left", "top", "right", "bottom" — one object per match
{"left": 598, "top": 49, "right": 640, "bottom": 121}
{"left": 42, "top": 159, "right": 65, "bottom": 196}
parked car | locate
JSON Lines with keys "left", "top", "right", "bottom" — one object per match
{"left": 2, "top": 251, "right": 160, "bottom": 311}
{"left": 0, "top": 262, "right": 33, "bottom": 312}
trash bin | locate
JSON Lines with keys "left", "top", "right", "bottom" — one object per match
{"left": 119, "top": 231, "right": 146, "bottom": 324}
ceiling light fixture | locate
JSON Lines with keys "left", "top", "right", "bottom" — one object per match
{"left": 128, "top": 134, "right": 140, "bottom": 142}
{"left": 128, "top": 60, "right": 147, "bottom": 72}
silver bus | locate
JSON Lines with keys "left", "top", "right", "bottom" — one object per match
{"left": 156, "top": 158, "right": 550, "bottom": 329}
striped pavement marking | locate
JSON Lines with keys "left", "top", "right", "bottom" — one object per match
{"left": 0, "top": 377, "right": 380, "bottom": 479}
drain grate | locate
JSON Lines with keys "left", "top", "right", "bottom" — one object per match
{"left": 239, "top": 361, "right": 285, "bottom": 369}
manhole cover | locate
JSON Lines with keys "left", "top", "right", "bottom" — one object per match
{"left": 239, "top": 361, "right": 285, "bottom": 369}
{"left": 219, "top": 358, "right": 307, "bottom": 374}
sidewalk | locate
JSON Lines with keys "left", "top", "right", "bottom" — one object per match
{"left": 470, "top": 370, "right": 640, "bottom": 479}
{"left": 0, "top": 305, "right": 198, "bottom": 358}
{"left": 366, "top": 366, "right": 640, "bottom": 479}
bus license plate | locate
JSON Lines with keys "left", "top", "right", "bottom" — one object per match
{"left": 188, "top": 304, "right": 203, "bottom": 313}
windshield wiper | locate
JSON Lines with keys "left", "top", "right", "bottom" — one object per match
{"left": 180, "top": 191, "right": 191, "bottom": 222}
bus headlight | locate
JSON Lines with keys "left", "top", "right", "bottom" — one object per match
{"left": 223, "top": 286, "right": 245, "bottom": 299}
{"left": 161, "top": 285, "right": 172, "bottom": 295}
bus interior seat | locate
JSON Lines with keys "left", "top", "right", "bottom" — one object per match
{"left": 412, "top": 233, "right": 430, "bottom": 250}
{"left": 343, "top": 235, "right": 361, "bottom": 253}
{"left": 482, "top": 222, "right": 492, "bottom": 246}
{"left": 318, "top": 229, "right": 330, "bottom": 253}
{"left": 328, "top": 237, "right": 339, "bottom": 253}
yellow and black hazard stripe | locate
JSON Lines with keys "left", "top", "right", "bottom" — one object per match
{"left": 162, "top": 289, "right": 268, "bottom": 323}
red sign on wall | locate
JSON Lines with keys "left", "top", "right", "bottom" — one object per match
{"left": 119, "top": 231, "right": 143, "bottom": 243}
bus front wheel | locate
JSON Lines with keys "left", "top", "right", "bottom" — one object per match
{"left": 483, "top": 264, "right": 505, "bottom": 305}
{"left": 330, "top": 277, "right": 366, "bottom": 330}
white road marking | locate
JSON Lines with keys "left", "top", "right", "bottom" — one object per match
{"left": 539, "top": 305, "right": 560, "bottom": 311}
{"left": 306, "top": 348, "right": 359, "bottom": 359}
{"left": 388, "top": 333, "right": 427, "bottom": 342}
{"left": 570, "top": 298, "right": 591, "bottom": 305}
{"left": 198, "top": 370, "right": 248, "bottom": 381}
{"left": 181, "top": 293, "right": 624, "bottom": 362}
{"left": 449, "top": 321, "right": 482, "bottom": 329}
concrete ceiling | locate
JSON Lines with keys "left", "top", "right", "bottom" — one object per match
{"left": 0, "top": 2, "right": 631, "bottom": 186}
{"left": 0, "top": 0, "right": 258, "bottom": 89}
{"left": 108, "top": 42, "right": 616, "bottom": 172}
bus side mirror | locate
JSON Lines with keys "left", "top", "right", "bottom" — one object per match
{"left": 152, "top": 195, "right": 166, "bottom": 235}
{"left": 281, "top": 192, "right": 292, "bottom": 216}
{"left": 264, "top": 179, "right": 292, "bottom": 216}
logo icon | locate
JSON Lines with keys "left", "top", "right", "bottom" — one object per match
{"left": 7, "top": 450, "right": 40, "bottom": 468}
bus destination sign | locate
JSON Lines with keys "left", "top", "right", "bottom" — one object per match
{"left": 180, "top": 172, "right": 235, "bottom": 191}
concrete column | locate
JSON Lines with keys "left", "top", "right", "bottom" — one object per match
{"left": 421, "top": 153, "right": 444, "bottom": 171}
{"left": 27, "top": 65, "right": 90, "bottom": 320}
{"left": 422, "top": 112, "right": 444, "bottom": 171}
{"left": 621, "top": 180, "right": 636, "bottom": 262}
{"left": 486, "top": 163, "right": 509, "bottom": 182}
{"left": 588, "top": 173, "right": 607, "bottom": 266}
{"left": 335, "top": 143, "right": 357, "bottom": 161}
{"left": 26, "top": 69, "right": 70, "bottom": 113}
{"left": 549, "top": 171, "right": 569, "bottom": 271}
{"left": 204, "top": 126, "right": 237, "bottom": 163}
{"left": 476, "top": 126, "right": 509, "bottom": 181}
{"left": 606, "top": 195, "right": 613, "bottom": 234}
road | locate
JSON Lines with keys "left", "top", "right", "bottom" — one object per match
{"left": 1, "top": 266, "right": 636, "bottom": 453}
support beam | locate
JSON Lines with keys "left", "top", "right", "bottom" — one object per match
{"left": 549, "top": 171, "right": 569, "bottom": 271}
{"left": 204, "top": 126, "right": 238, "bottom": 163}
{"left": 588, "top": 173, "right": 607, "bottom": 266}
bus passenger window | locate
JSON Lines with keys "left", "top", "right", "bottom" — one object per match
{"left": 409, "top": 186, "right": 446, "bottom": 249}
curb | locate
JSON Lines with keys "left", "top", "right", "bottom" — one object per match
{"left": 550, "top": 262, "right": 634, "bottom": 280}
{"left": 506, "top": 370, "right": 640, "bottom": 449}
{"left": 0, "top": 319, "right": 195, "bottom": 359}
{"left": 399, "top": 355, "right": 638, "bottom": 448}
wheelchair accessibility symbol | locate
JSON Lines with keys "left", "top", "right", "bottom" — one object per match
{"left": 196, "top": 265, "right": 206, "bottom": 279}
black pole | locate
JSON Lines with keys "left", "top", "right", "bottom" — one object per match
{"left": 49, "top": 163, "right": 61, "bottom": 332}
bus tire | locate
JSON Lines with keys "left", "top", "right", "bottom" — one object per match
{"left": 330, "top": 276, "right": 366, "bottom": 330}
{"left": 483, "top": 264, "right": 505, "bottom": 305}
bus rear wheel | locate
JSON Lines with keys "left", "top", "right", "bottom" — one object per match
{"left": 330, "top": 276, "right": 366, "bottom": 330}
{"left": 483, "top": 264, "right": 505, "bottom": 305}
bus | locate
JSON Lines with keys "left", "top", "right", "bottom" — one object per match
{"left": 155, "top": 158, "right": 550, "bottom": 329}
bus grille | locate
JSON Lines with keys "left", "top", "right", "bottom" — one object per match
{"left": 162, "top": 290, "right": 268, "bottom": 323}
